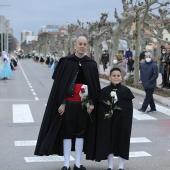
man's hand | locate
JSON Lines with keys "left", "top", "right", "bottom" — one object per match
{"left": 87, "top": 105, "right": 94, "bottom": 114}
{"left": 58, "top": 104, "right": 66, "bottom": 115}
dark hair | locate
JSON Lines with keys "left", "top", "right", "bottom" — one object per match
{"left": 110, "top": 67, "right": 121, "bottom": 75}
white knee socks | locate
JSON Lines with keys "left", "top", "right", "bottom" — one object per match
{"left": 108, "top": 153, "right": 114, "bottom": 169}
{"left": 118, "top": 156, "right": 124, "bottom": 169}
{"left": 107, "top": 154, "right": 124, "bottom": 169}
{"left": 75, "top": 138, "right": 84, "bottom": 168}
{"left": 63, "top": 139, "right": 72, "bottom": 168}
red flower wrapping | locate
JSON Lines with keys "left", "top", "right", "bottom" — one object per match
{"left": 80, "top": 88, "right": 85, "bottom": 93}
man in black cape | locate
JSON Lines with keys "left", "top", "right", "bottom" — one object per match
{"left": 34, "top": 36, "right": 101, "bottom": 170}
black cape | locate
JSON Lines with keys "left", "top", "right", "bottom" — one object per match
{"left": 95, "top": 83, "right": 134, "bottom": 161}
{"left": 34, "top": 54, "right": 101, "bottom": 160}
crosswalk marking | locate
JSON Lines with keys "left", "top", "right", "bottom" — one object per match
{"left": 24, "top": 152, "right": 150, "bottom": 163}
{"left": 15, "top": 137, "right": 151, "bottom": 147}
{"left": 130, "top": 137, "right": 151, "bottom": 143}
{"left": 24, "top": 155, "right": 75, "bottom": 162}
{"left": 133, "top": 109, "right": 157, "bottom": 120}
{"left": 139, "top": 102, "right": 170, "bottom": 116}
{"left": 155, "top": 104, "right": 170, "bottom": 116}
{"left": 129, "top": 151, "right": 152, "bottom": 157}
{"left": 13, "top": 104, "right": 34, "bottom": 123}
{"left": 15, "top": 140, "right": 36, "bottom": 146}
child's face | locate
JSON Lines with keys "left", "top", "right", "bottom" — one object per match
{"left": 109, "top": 70, "right": 122, "bottom": 85}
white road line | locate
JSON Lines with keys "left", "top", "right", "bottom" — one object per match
{"left": 139, "top": 102, "right": 170, "bottom": 116}
{"left": 14, "top": 137, "right": 151, "bottom": 147}
{"left": 129, "top": 151, "right": 152, "bottom": 157}
{"left": 35, "top": 97, "right": 39, "bottom": 101}
{"left": 133, "top": 109, "right": 157, "bottom": 120}
{"left": 15, "top": 140, "right": 36, "bottom": 146}
{"left": 32, "top": 92, "right": 36, "bottom": 95}
{"left": 155, "top": 104, "right": 170, "bottom": 116}
{"left": 24, "top": 155, "right": 75, "bottom": 162}
{"left": 130, "top": 137, "right": 151, "bottom": 143}
{"left": 13, "top": 104, "right": 34, "bottom": 123}
{"left": 18, "top": 62, "right": 38, "bottom": 101}
{"left": 31, "top": 89, "right": 34, "bottom": 92}
{"left": 0, "top": 99, "right": 36, "bottom": 102}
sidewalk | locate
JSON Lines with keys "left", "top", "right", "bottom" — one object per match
{"left": 99, "top": 64, "right": 170, "bottom": 107}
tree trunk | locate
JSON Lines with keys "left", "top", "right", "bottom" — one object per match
{"left": 94, "top": 38, "right": 100, "bottom": 66}
{"left": 110, "top": 33, "right": 119, "bottom": 68}
{"left": 133, "top": 20, "right": 140, "bottom": 84}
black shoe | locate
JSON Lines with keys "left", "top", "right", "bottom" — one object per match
{"left": 61, "top": 166, "right": 70, "bottom": 170}
{"left": 138, "top": 108, "right": 145, "bottom": 112}
{"left": 147, "top": 109, "right": 156, "bottom": 113}
{"left": 107, "top": 169, "right": 112, "bottom": 170}
{"left": 73, "top": 164, "right": 86, "bottom": 170}
{"left": 119, "top": 169, "right": 124, "bottom": 170}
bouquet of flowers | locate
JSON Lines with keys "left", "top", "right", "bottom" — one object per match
{"left": 79, "top": 85, "right": 93, "bottom": 122}
{"left": 79, "top": 84, "right": 89, "bottom": 107}
{"left": 103, "top": 90, "right": 122, "bottom": 119}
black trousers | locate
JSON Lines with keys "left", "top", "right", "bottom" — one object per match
{"left": 142, "top": 88, "right": 156, "bottom": 111}
{"left": 62, "top": 100, "right": 88, "bottom": 139}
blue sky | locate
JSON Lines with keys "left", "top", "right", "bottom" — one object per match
{"left": 0, "top": 0, "right": 123, "bottom": 41}
{"left": 0, "top": 0, "right": 168, "bottom": 42}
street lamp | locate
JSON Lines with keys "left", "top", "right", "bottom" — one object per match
{"left": 0, "top": 4, "right": 11, "bottom": 55}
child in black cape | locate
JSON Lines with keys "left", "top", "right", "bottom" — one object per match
{"left": 95, "top": 67, "right": 135, "bottom": 170}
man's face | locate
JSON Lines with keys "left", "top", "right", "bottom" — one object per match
{"left": 74, "top": 37, "right": 88, "bottom": 56}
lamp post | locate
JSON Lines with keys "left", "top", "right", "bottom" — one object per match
{"left": 0, "top": 4, "right": 11, "bottom": 56}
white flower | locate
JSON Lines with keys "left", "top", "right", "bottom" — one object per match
{"left": 110, "top": 91, "right": 116, "bottom": 97}
{"left": 79, "top": 84, "right": 88, "bottom": 101}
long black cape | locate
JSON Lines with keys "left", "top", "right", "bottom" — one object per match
{"left": 34, "top": 54, "right": 101, "bottom": 160}
{"left": 95, "top": 83, "right": 134, "bottom": 161}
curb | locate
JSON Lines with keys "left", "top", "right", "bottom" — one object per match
{"left": 100, "top": 78, "right": 170, "bottom": 107}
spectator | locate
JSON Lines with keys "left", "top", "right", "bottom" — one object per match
{"left": 113, "top": 54, "right": 127, "bottom": 85}
{"left": 163, "top": 48, "right": 170, "bottom": 89}
{"left": 139, "top": 48, "right": 146, "bottom": 69}
{"left": 127, "top": 56, "right": 134, "bottom": 73}
{"left": 138, "top": 52, "right": 158, "bottom": 113}
{"left": 100, "top": 50, "right": 109, "bottom": 72}
{"left": 125, "top": 48, "right": 133, "bottom": 59}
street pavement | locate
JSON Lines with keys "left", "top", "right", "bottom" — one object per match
{"left": 99, "top": 64, "right": 170, "bottom": 107}
{"left": 0, "top": 59, "right": 170, "bottom": 170}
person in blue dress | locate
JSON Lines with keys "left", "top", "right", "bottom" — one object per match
{"left": 0, "top": 51, "right": 13, "bottom": 80}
